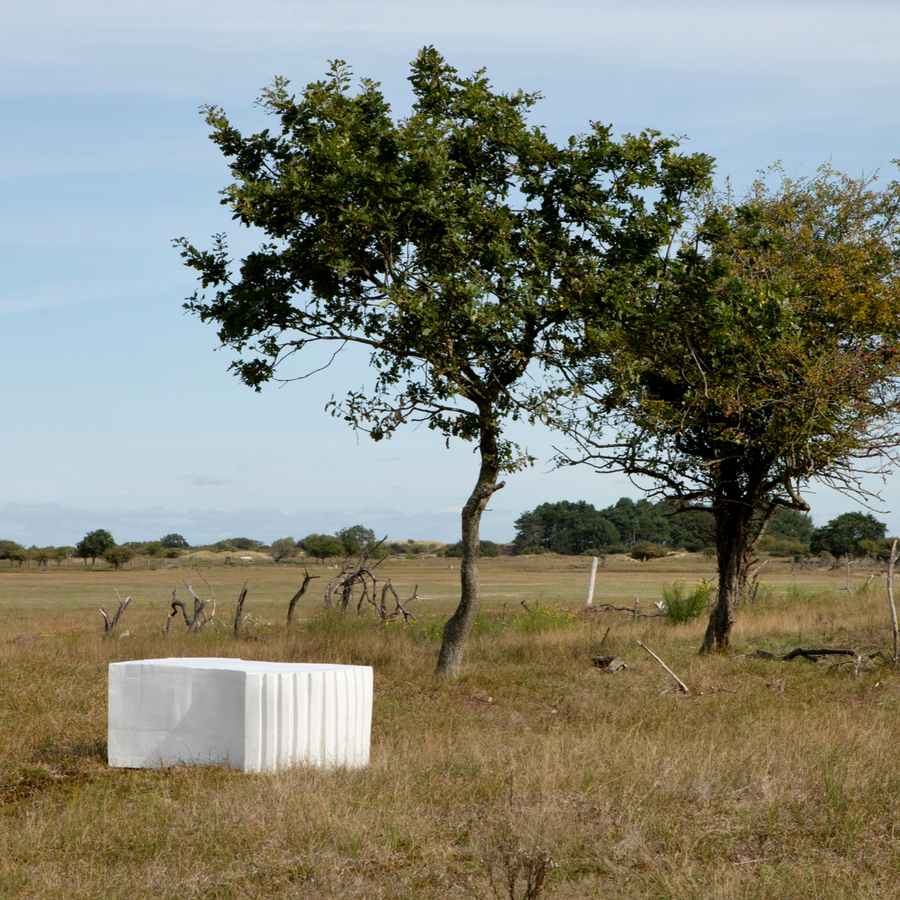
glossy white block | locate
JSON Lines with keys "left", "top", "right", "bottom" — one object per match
{"left": 108, "top": 658, "right": 373, "bottom": 772}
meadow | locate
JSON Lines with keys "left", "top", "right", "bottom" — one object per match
{"left": 0, "top": 553, "right": 898, "bottom": 899}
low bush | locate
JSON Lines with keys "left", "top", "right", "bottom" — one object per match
{"left": 661, "top": 578, "right": 714, "bottom": 623}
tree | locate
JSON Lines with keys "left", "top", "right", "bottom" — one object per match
{"left": 54, "top": 546, "right": 74, "bottom": 567}
{"left": 76, "top": 529, "right": 115, "bottom": 567}
{"left": 104, "top": 545, "right": 134, "bottom": 570}
{"left": 304, "top": 535, "right": 346, "bottom": 563}
{"left": 177, "top": 49, "right": 712, "bottom": 676}
{"left": 336, "top": 525, "right": 376, "bottom": 557}
{"left": 227, "top": 537, "right": 260, "bottom": 551}
{"left": 0, "top": 540, "right": 28, "bottom": 567}
{"left": 270, "top": 536, "right": 299, "bottom": 562}
{"left": 811, "top": 512, "right": 887, "bottom": 558}
{"left": 160, "top": 533, "right": 190, "bottom": 549}
{"left": 555, "top": 165, "right": 900, "bottom": 652}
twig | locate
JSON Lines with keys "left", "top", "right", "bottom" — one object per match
{"left": 637, "top": 640, "right": 690, "bottom": 693}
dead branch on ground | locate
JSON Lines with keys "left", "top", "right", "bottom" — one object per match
{"left": 756, "top": 647, "right": 857, "bottom": 662}
{"left": 637, "top": 640, "right": 690, "bottom": 693}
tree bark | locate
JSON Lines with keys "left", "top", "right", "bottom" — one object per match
{"left": 435, "top": 420, "right": 504, "bottom": 678}
{"left": 700, "top": 485, "right": 757, "bottom": 654}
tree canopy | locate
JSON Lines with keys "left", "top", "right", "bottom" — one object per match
{"left": 178, "top": 48, "right": 712, "bottom": 675}
{"left": 553, "top": 164, "right": 900, "bottom": 651}
{"left": 512, "top": 497, "right": 715, "bottom": 555}
{"left": 811, "top": 512, "right": 887, "bottom": 558}
{"left": 76, "top": 529, "right": 115, "bottom": 567}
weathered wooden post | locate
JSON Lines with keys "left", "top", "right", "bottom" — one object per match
{"left": 585, "top": 556, "right": 598, "bottom": 606}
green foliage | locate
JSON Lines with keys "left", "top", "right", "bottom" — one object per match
{"left": 160, "top": 533, "right": 189, "bottom": 549}
{"left": 144, "top": 541, "right": 163, "bottom": 557}
{"left": 556, "top": 164, "right": 900, "bottom": 651}
{"left": 758, "top": 535, "right": 808, "bottom": 557}
{"left": 270, "top": 537, "right": 298, "bottom": 562}
{"left": 53, "top": 546, "right": 74, "bottom": 566}
{"left": 513, "top": 497, "right": 715, "bottom": 555}
{"left": 178, "top": 48, "right": 711, "bottom": 674}
{"left": 443, "top": 540, "right": 501, "bottom": 558}
{"left": 304, "top": 534, "right": 346, "bottom": 562}
{"left": 76, "top": 530, "right": 115, "bottom": 566}
{"left": 661, "top": 579, "right": 714, "bottom": 623}
{"left": 0, "top": 540, "right": 29, "bottom": 566}
{"left": 103, "top": 545, "right": 134, "bottom": 570}
{"left": 227, "top": 537, "right": 260, "bottom": 551}
{"left": 766, "top": 509, "right": 814, "bottom": 544}
{"left": 810, "top": 512, "right": 887, "bottom": 558}
{"left": 336, "top": 525, "right": 376, "bottom": 556}
{"left": 629, "top": 542, "right": 668, "bottom": 560}
{"left": 163, "top": 548, "right": 181, "bottom": 559}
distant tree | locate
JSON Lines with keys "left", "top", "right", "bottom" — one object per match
{"left": 54, "top": 546, "right": 74, "bottom": 566}
{"left": 228, "top": 537, "right": 261, "bottom": 551}
{"left": 104, "top": 545, "right": 134, "bottom": 570}
{"left": 444, "top": 540, "right": 501, "bottom": 558}
{"left": 811, "top": 512, "right": 887, "bottom": 558}
{"left": 304, "top": 535, "right": 346, "bottom": 563}
{"left": 270, "top": 537, "right": 298, "bottom": 562}
{"left": 766, "top": 509, "right": 814, "bottom": 545}
{"left": 144, "top": 541, "right": 164, "bottom": 557}
{"left": 0, "top": 540, "right": 29, "bottom": 567}
{"left": 336, "top": 525, "right": 377, "bottom": 557}
{"left": 76, "top": 530, "right": 115, "bottom": 567}
{"left": 30, "top": 546, "right": 53, "bottom": 569}
{"left": 160, "top": 533, "right": 190, "bottom": 549}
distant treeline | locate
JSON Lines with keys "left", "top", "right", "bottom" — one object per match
{"left": 512, "top": 498, "right": 814, "bottom": 556}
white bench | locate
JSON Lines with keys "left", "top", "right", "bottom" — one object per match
{"left": 108, "top": 658, "right": 373, "bottom": 772}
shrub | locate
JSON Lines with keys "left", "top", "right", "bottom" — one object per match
{"left": 629, "top": 541, "right": 668, "bottom": 561}
{"left": 103, "top": 545, "right": 134, "bottom": 570}
{"left": 443, "top": 540, "right": 501, "bottom": 558}
{"left": 661, "top": 579, "right": 713, "bottom": 623}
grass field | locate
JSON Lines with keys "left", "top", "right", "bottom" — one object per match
{"left": 1, "top": 554, "right": 898, "bottom": 898}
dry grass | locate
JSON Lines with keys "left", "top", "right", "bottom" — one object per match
{"left": 0, "top": 556, "right": 898, "bottom": 898}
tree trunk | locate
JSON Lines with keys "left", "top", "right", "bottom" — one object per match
{"left": 700, "top": 495, "right": 755, "bottom": 654}
{"left": 435, "top": 422, "right": 504, "bottom": 678}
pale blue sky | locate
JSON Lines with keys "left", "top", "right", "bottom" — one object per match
{"left": 3, "top": 1, "right": 900, "bottom": 547}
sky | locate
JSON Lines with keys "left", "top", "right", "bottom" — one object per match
{"left": 3, "top": 0, "right": 900, "bottom": 548}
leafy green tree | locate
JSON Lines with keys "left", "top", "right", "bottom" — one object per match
{"left": 178, "top": 49, "right": 712, "bottom": 676}
{"left": 304, "top": 535, "right": 346, "bottom": 563}
{"left": 811, "top": 512, "right": 887, "bottom": 558}
{"left": 270, "top": 537, "right": 298, "bottom": 562}
{"left": 227, "top": 538, "right": 260, "bottom": 551}
{"left": 54, "top": 546, "right": 74, "bottom": 566}
{"left": 336, "top": 525, "right": 376, "bottom": 557}
{"left": 76, "top": 529, "right": 115, "bottom": 567}
{"left": 104, "top": 545, "right": 134, "bottom": 570}
{"left": 0, "top": 540, "right": 28, "bottom": 567}
{"left": 30, "top": 546, "right": 54, "bottom": 568}
{"left": 160, "top": 533, "right": 189, "bottom": 549}
{"left": 144, "top": 541, "right": 164, "bottom": 557}
{"left": 556, "top": 165, "right": 900, "bottom": 652}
